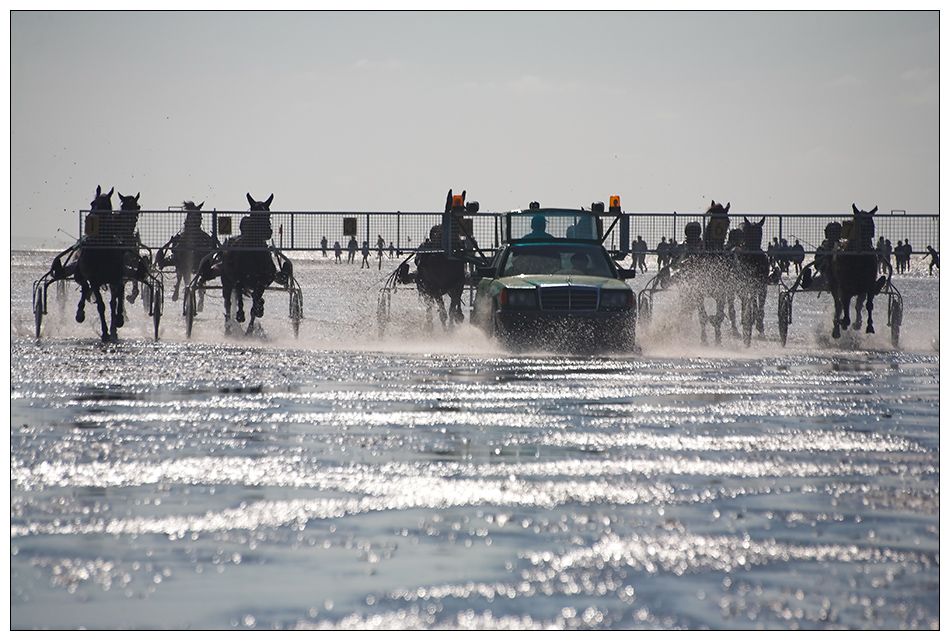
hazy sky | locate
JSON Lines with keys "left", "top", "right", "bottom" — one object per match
{"left": 8, "top": 10, "right": 940, "bottom": 247}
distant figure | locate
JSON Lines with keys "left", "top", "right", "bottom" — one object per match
{"left": 656, "top": 236, "right": 670, "bottom": 269}
{"left": 320, "top": 236, "right": 328, "bottom": 257}
{"left": 361, "top": 240, "right": 370, "bottom": 268}
{"left": 791, "top": 240, "right": 805, "bottom": 274}
{"left": 903, "top": 238, "right": 913, "bottom": 273}
{"left": 927, "top": 245, "right": 939, "bottom": 275}
{"left": 634, "top": 235, "right": 648, "bottom": 272}
{"left": 388, "top": 242, "right": 396, "bottom": 258}
{"left": 376, "top": 234, "right": 385, "bottom": 258}
{"left": 347, "top": 236, "right": 358, "bottom": 263}
{"left": 333, "top": 240, "right": 342, "bottom": 263}
{"left": 778, "top": 238, "right": 791, "bottom": 274}
{"left": 523, "top": 214, "right": 554, "bottom": 239}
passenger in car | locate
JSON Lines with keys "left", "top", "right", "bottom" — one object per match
{"left": 524, "top": 215, "right": 555, "bottom": 239}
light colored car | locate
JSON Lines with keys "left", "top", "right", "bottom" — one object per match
{"left": 471, "top": 207, "right": 637, "bottom": 352}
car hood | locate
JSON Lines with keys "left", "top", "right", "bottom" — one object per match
{"left": 496, "top": 274, "right": 628, "bottom": 289}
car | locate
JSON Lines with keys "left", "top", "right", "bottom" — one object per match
{"left": 471, "top": 206, "right": 638, "bottom": 352}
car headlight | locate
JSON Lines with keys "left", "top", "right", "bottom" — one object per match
{"left": 500, "top": 288, "right": 537, "bottom": 309}
{"left": 599, "top": 289, "right": 633, "bottom": 309}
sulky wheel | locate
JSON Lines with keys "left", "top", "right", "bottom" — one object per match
{"left": 33, "top": 288, "right": 45, "bottom": 339}
{"left": 151, "top": 282, "right": 163, "bottom": 340}
{"left": 289, "top": 288, "right": 303, "bottom": 338}
{"left": 184, "top": 286, "right": 197, "bottom": 339}
{"left": 889, "top": 296, "right": 903, "bottom": 349}
{"left": 778, "top": 291, "right": 791, "bottom": 347}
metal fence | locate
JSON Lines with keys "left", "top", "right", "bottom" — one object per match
{"left": 77, "top": 208, "right": 938, "bottom": 261}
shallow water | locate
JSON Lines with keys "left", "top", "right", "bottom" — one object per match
{"left": 9, "top": 250, "right": 940, "bottom": 629}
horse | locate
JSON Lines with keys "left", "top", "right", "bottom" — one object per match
{"left": 156, "top": 200, "right": 217, "bottom": 307}
{"left": 688, "top": 201, "right": 738, "bottom": 344}
{"left": 828, "top": 204, "right": 887, "bottom": 339}
{"left": 72, "top": 186, "right": 148, "bottom": 341}
{"left": 734, "top": 217, "right": 770, "bottom": 346}
{"left": 395, "top": 189, "right": 469, "bottom": 330}
{"left": 204, "top": 193, "right": 291, "bottom": 336}
{"left": 116, "top": 191, "right": 145, "bottom": 304}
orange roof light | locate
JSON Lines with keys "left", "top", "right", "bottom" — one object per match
{"left": 610, "top": 195, "right": 621, "bottom": 209}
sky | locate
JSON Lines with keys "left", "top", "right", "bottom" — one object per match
{"left": 7, "top": 10, "right": 941, "bottom": 249}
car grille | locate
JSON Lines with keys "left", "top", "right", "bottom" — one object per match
{"left": 539, "top": 285, "right": 599, "bottom": 311}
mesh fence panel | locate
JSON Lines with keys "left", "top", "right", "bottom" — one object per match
{"left": 77, "top": 209, "right": 938, "bottom": 260}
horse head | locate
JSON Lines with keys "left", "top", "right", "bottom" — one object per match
{"left": 241, "top": 193, "right": 274, "bottom": 245}
{"left": 703, "top": 200, "right": 730, "bottom": 250}
{"left": 247, "top": 193, "right": 274, "bottom": 211}
{"left": 848, "top": 204, "right": 877, "bottom": 250}
{"left": 116, "top": 192, "right": 141, "bottom": 245}
{"left": 741, "top": 217, "right": 765, "bottom": 251}
{"left": 90, "top": 185, "right": 114, "bottom": 211}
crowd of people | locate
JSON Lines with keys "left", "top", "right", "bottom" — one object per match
{"left": 630, "top": 231, "right": 937, "bottom": 277}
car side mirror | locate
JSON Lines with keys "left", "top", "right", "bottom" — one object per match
{"left": 618, "top": 268, "right": 637, "bottom": 279}
{"left": 475, "top": 265, "right": 496, "bottom": 279}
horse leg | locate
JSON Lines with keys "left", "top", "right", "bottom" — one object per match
{"left": 728, "top": 295, "right": 739, "bottom": 338}
{"left": 75, "top": 281, "right": 88, "bottom": 323}
{"left": 91, "top": 287, "right": 111, "bottom": 341}
{"left": 840, "top": 295, "right": 853, "bottom": 331}
{"left": 435, "top": 296, "right": 448, "bottom": 329}
{"left": 113, "top": 281, "right": 126, "bottom": 329}
{"left": 831, "top": 292, "right": 843, "bottom": 339}
{"left": 424, "top": 302, "right": 434, "bottom": 331}
{"left": 222, "top": 281, "right": 234, "bottom": 334}
{"left": 108, "top": 284, "right": 122, "bottom": 340}
{"left": 450, "top": 295, "right": 464, "bottom": 326}
{"left": 740, "top": 295, "right": 753, "bottom": 347}
{"left": 711, "top": 298, "right": 725, "bottom": 345}
{"left": 172, "top": 272, "right": 182, "bottom": 301}
{"left": 852, "top": 294, "right": 866, "bottom": 331}
{"left": 865, "top": 294, "right": 876, "bottom": 334}
{"left": 697, "top": 303, "right": 708, "bottom": 345}
{"left": 755, "top": 287, "right": 767, "bottom": 335}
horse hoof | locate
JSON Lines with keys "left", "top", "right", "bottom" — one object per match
{"left": 76, "top": 310, "right": 85, "bottom": 323}
{"left": 866, "top": 325, "right": 875, "bottom": 334}
{"left": 172, "top": 292, "right": 179, "bottom": 302}
{"left": 832, "top": 327, "right": 841, "bottom": 339}
{"left": 236, "top": 310, "right": 246, "bottom": 323}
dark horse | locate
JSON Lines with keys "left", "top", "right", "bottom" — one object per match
{"left": 396, "top": 189, "right": 469, "bottom": 330}
{"left": 71, "top": 186, "right": 148, "bottom": 341}
{"left": 734, "top": 217, "right": 770, "bottom": 346}
{"left": 157, "top": 200, "right": 217, "bottom": 307}
{"left": 204, "top": 193, "right": 290, "bottom": 335}
{"left": 680, "top": 201, "right": 738, "bottom": 344}
{"left": 828, "top": 204, "right": 887, "bottom": 339}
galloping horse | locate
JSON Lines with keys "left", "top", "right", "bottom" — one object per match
{"left": 117, "top": 192, "right": 145, "bottom": 304}
{"left": 157, "top": 200, "right": 217, "bottom": 306}
{"left": 734, "top": 217, "right": 770, "bottom": 346}
{"left": 206, "top": 193, "right": 290, "bottom": 335}
{"left": 72, "top": 186, "right": 148, "bottom": 341}
{"left": 396, "top": 189, "right": 469, "bottom": 330}
{"left": 828, "top": 204, "right": 887, "bottom": 339}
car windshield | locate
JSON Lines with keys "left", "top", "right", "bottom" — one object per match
{"left": 508, "top": 210, "right": 600, "bottom": 241}
{"left": 500, "top": 244, "right": 615, "bottom": 278}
